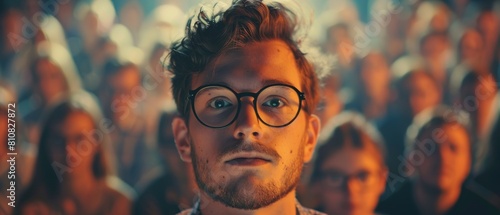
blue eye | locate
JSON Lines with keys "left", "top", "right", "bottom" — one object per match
{"left": 209, "top": 98, "right": 232, "bottom": 109}
{"left": 263, "top": 98, "right": 284, "bottom": 108}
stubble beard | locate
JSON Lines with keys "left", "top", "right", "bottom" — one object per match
{"left": 190, "top": 140, "right": 305, "bottom": 210}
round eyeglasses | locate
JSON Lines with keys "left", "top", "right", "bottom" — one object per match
{"left": 188, "top": 84, "right": 305, "bottom": 128}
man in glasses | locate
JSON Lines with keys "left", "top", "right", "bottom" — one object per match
{"left": 167, "top": 0, "right": 323, "bottom": 214}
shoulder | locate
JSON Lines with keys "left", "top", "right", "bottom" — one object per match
{"left": 101, "top": 176, "right": 136, "bottom": 215}
{"left": 455, "top": 186, "right": 500, "bottom": 214}
{"left": 296, "top": 200, "right": 327, "bottom": 215}
{"left": 133, "top": 174, "right": 183, "bottom": 215}
{"left": 105, "top": 175, "right": 136, "bottom": 201}
{"left": 376, "top": 182, "right": 416, "bottom": 214}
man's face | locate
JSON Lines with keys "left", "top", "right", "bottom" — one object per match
{"left": 173, "top": 40, "right": 319, "bottom": 209}
{"left": 360, "top": 53, "right": 390, "bottom": 99}
{"left": 406, "top": 73, "right": 441, "bottom": 116}
{"left": 460, "top": 30, "right": 483, "bottom": 65}
{"left": 319, "top": 146, "right": 386, "bottom": 215}
{"left": 104, "top": 66, "right": 141, "bottom": 122}
{"left": 417, "top": 125, "right": 471, "bottom": 191}
{"left": 48, "top": 111, "right": 99, "bottom": 174}
{"left": 35, "top": 59, "right": 68, "bottom": 103}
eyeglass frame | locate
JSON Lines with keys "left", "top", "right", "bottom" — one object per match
{"left": 319, "top": 169, "right": 383, "bottom": 190}
{"left": 188, "top": 83, "right": 306, "bottom": 128}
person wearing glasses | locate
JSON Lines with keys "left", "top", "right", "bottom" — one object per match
{"left": 309, "top": 112, "right": 388, "bottom": 215}
{"left": 167, "top": 0, "right": 324, "bottom": 214}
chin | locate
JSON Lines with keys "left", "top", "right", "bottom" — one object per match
{"left": 424, "top": 177, "right": 454, "bottom": 192}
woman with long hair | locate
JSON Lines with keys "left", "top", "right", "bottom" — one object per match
{"left": 15, "top": 91, "right": 133, "bottom": 215}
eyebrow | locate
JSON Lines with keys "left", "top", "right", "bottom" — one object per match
{"left": 199, "top": 78, "right": 298, "bottom": 92}
{"left": 261, "top": 79, "right": 296, "bottom": 87}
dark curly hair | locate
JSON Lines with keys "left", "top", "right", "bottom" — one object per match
{"left": 167, "top": 0, "right": 319, "bottom": 120}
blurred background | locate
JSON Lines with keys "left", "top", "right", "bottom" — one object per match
{"left": 0, "top": 0, "right": 499, "bottom": 214}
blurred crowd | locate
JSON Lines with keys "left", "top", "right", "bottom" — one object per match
{"left": 0, "top": 0, "right": 499, "bottom": 214}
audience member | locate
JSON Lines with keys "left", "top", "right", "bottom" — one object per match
{"left": 377, "top": 106, "right": 500, "bottom": 215}
{"left": 15, "top": 91, "right": 134, "bottom": 215}
{"left": 311, "top": 112, "right": 388, "bottom": 215}
{"left": 133, "top": 108, "right": 198, "bottom": 215}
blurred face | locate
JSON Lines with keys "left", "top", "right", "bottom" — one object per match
{"left": 48, "top": 111, "right": 99, "bottom": 175}
{"left": 107, "top": 66, "right": 141, "bottom": 120}
{"left": 2, "top": 10, "right": 23, "bottom": 53}
{"left": 35, "top": 59, "right": 68, "bottom": 103}
{"left": 417, "top": 125, "right": 471, "bottom": 191}
{"left": 318, "top": 146, "right": 386, "bottom": 215}
{"left": 477, "top": 12, "right": 499, "bottom": 44}
{"left": 328, "top": 27, "right": 354, "bottom": 64}
{"left": 406, "top": 72, "right": 441, "bottom": 116}
{"left": 460, "top": 30, "right": 484, "bottom": 66}
{"left": 421, "top": 36, "right": 448, "bottom": 62}
{"left": 430, "top": 7, "right": 450, "bottom": 32}
{"left": 119, "top": 1, "right": 143, "bottom": 32}
{"left": 459, "top": 74, "right": 498, "bottom": 130}
{"left": 173, "top": 40, "right": 319, "bottom": 209}
{"left": 316, "top": 77, "right": 342, "bottom": 127}
{"left": 109, "top": 66, "right": 141, "bottom": 100}
{"left": 81, "top": 12, "right": 99, "bottom": 47}
{"left": 149, "top": 47, "right": 172, "bottom": 95}
{"left": 360, "top": 53, "right": 391, "bottom": 99}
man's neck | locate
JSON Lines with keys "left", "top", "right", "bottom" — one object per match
{"left": 413, "top": 181, "right": 461, "bottom": 215}
{"left": 199, "top": 190, "right": 298, "bottom": 215}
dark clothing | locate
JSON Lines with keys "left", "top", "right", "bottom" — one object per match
{"left": 111, "top": 118, "right": 161, "bottom": 187}
{"left": 133, "top": 173, "right": 182, "bottom": 215}
{"left": 376, "top": 181, "right": 500, "bottom": 215}
{"left": 376, "top": 113, "right": 413, "bottom": 183}
{"left": 475, "top": 111, "right": 500, "bottom": 199}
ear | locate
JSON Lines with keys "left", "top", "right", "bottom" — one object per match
{"left": 172, "top": 117, "right": 192, "bottom": 163}
{"left": 303, "top": 114, "right": 320, "bottom": 163}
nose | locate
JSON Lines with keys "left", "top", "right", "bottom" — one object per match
{"left": 233, "top": 99, "right": 261, "bottom": 139}
{"left": 436, "top": 146, "right": 453, "bottom": 166}
{"left": 344, "top": 178, "right": 363, "bottom": 195}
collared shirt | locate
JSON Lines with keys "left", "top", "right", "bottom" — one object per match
{"left": 177, "top": 199, "right": 326, "bottom": 215}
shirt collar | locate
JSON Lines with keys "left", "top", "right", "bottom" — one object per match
{"left": 182, "top": 198, "right": 326, "bottom": 215}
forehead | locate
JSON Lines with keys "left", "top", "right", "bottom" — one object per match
{"left": 321, "top": 146, "right": 382, "bottom": 173}
{"left": 191, "top": 40, "right": 302, "bottom": 92}
{"left": 408, "top": 72, "right": 435, "bottom": 87}
{"left": 57, "top": 111, "right": 95, "bottom": 135}
{"left": 420, "top": 124, "right": 470, "bottom": 147}
{"left": 441, "top": 124, "right": 469, "bottom": 147}
{"left": 109, "top": 66, "right": 140, "bottom": 87}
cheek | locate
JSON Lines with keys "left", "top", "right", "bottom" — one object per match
{"left": 190, "top": 130, "right": 225, "bottom": 164}
{"left": 361, "top": 190, "right": 383, "bottom": 209}
{"left": 49, "top": 147, "right": 66, "bottom": 163}
{"left": 455, "top": 153, "right": 471, "bottom": 177}
{"left": 321, "top": 191, "right": 348, "bottom": 213}
{"left": 322, "top": 190, "right": 346, "bottom": 205}
{"left": 274, "top": 128, "right": 306, "bottom": 159}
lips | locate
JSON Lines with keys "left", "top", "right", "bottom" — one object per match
{"left": 224, "top": 152, "right": 273, "bottom": 166}
{"left": 226, "top": 157, "right": 271, "bottom": 166}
